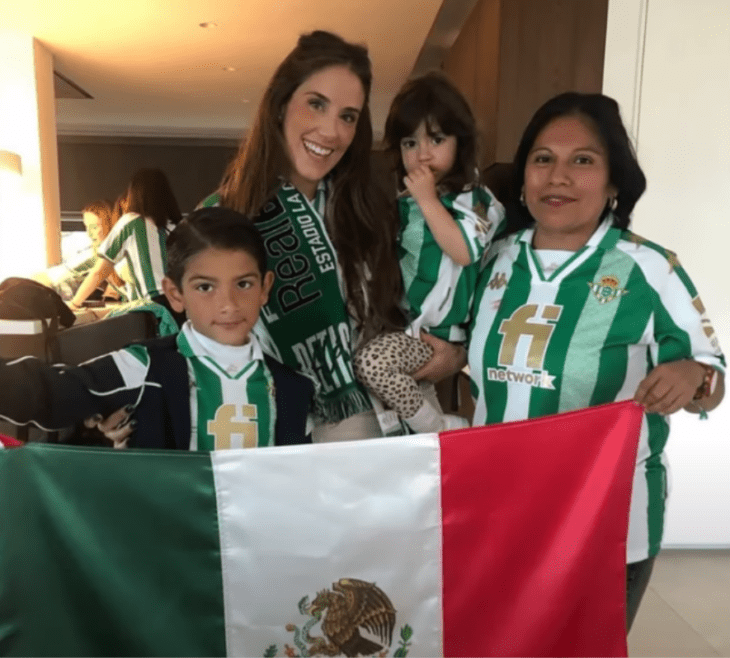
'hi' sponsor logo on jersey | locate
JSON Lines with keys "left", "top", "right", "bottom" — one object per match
{"left": 207, "top": 404, "right": 258, "bottom": 449}
{"left": 488, "top": 303, "right": 561, "bottom": 390}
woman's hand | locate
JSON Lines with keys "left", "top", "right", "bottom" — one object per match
{"left": 84, "top": 406, "right": 134, "bottom": 448}
{"left": 412, "top": 332, "right": 467, "bottom": 383}
{"left": 71, "top": 258, "right": 114, "bottom": 309}
{"left": 633, "top": 360, "right": 708, "bottom": 415}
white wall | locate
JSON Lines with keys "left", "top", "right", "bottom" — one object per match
{"left": 604, "top": 0, "right": 730, "bottom": 547}
{"left": 0, "top": 34, "right": 60, "bottom": 278}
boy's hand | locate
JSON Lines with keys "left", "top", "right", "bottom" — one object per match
{"left": 404, "top": 166, "right": 439, "bottom": 206}
{"left": 84, "top": 406, "right": 134, "bottom": 448}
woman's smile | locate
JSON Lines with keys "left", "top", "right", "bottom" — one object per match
{"left": 303, "top": 139, "right": 334, "bottom": 157}
{"left": 524, "top": 115, "right": 616, "bottom": 250}
{"left": 283, "top": 65, "right": 365, "bottom": 199}
{"left": 540, "top": 195, "right": 577, "bottom": 207}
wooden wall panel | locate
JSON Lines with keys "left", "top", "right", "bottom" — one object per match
{"left": 443, "top": 0, "right": 502, "bottom": 167}
{"left": 495, "top": 0, "right": 608, "bottom": 161}
{"left": 473, "top": 0, "right": 502, "bottom": 167}
{"left": 57, "top": 137, "right": 238, "bottom": 214}
{"left": 443, "top": 5, "right": 479, "bottom": 103}
{"left": 441, "top": 0, "right": 608, "bottom": 167}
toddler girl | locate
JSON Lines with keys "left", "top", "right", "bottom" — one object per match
{"left": 354, "top": 73, "right": 504, "bottom": 433}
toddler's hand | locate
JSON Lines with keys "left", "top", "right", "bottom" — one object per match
{"left": 404, "top": 165, "right": 439, "bottom": 205}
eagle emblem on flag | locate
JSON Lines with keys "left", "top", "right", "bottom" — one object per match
{"left": 588, "top": 275, "right": 629, "bottom": 304}
{"left": 267, "top": 578, "right": 413, "bottom": 657}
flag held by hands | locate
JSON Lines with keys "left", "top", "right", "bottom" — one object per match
{"left": 0, "top": 401, "right": 641, "bottom": 657}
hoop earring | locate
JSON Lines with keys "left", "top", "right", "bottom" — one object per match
{"left": 609, "top": 196, "right": 618, "bottom": 212}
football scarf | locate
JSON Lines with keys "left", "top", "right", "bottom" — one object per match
{"left": 252, "top": 183, "right": 372, "bottom": 425}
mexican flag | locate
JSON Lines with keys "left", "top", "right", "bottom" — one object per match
{"left": 0, "top": 401, "right": 641, "bottom": 657}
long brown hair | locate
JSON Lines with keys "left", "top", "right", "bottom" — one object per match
{"left": 219, "top": 30, "right": 404, "bottom": 339}
{"left": 121, "top": 168, "right": 182, "bottom": 230}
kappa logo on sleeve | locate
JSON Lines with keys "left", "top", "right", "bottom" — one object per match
{"left": 265, "top": 578, "right": 414, "bottom": 658}
{"left": 693, "top": 296, "right": 722, "bottom": 351}
{"left": 487, "top": 272, "right": 507, "bottom": 290}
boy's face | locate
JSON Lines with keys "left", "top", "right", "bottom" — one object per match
{"left": 163, "top": 247, "right": 274, "bottom": 346}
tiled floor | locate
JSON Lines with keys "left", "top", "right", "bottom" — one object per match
{"left": 628, "top": 549, "right": 730, "bottom": 657}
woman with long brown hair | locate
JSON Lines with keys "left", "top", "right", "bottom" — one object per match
{"left": 200, "top": 30, "right": 464, "bottom": 441}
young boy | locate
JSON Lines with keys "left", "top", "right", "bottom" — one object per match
{"left": 0, "top": 208, "right": 314, "bottom": 450}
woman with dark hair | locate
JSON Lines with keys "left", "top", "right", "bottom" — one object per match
{"left": 468, "top": 92, "right": 725, "bottom": 627}
{"left": 199, "top": 31, "right": 464, "bottom": 441}
{"left": 118, "top": 168, "right": 183, "bottom": 230}
{"left": 69, "top": 168, "right": 182, "bottom": 314}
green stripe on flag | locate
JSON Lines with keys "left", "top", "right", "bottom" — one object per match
{"left": 0, "top": 444, "right": 226, "bottom": 657}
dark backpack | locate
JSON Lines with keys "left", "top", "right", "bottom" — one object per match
{"left": 0, "top": 277, "right": 76, "bottom": 361}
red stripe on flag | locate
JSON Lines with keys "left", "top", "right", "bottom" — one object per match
{"left": 440, "top": 401, "right": 642, "bottom": 657}
{"left": 0, "top": 434, "right": 22, "bottom": 449}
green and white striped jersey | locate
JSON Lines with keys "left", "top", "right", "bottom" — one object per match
{"left": 399, "top": 185, "right": 505, "bottom": 341}
{"left": 469, "top": 219, "right": 725, "bottom": 562}
{"left": 98, "top": 212, "right": 167, "bottom": 300}
{"left": 112, "top": 323, "right": 276, "bottom": 450}
{"left": 43, "top": 247, "right": 130, "bottom": 301}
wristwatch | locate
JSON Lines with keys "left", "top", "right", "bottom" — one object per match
{"left": 693, "top": 363, "right": 718, "bottom": 400}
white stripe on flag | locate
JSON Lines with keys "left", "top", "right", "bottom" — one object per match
{"left": 212, "top": 435, "right": 443, "bottom": 657}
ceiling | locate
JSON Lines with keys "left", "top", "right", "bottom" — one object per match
{"left": 5, "top": 0, "right": 477, "bottom": 139}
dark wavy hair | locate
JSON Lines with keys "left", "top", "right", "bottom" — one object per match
{"left": 121, "top": 168, "right": 183, "bottom": 230}
{"left": 384, "top": 72, "right": 478, "bottom": 194}
{"left": 218, "top": 30, "right": 404, "bottom": 339}
{"left": 166, "top": 207, "right": 267, "bottom": 288}
{"left": 508, "top": 92, "right": 647, "bottom": 233}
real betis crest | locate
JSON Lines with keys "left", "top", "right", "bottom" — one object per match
{"left": 588, "top": 275, "right": 629, "bottom": 304}
{"left": 264, "top": 578, "right": 413, "bottom": 657}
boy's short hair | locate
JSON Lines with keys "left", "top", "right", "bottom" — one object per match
{"left": 166, "top": 207, "right": 268, "bottom": 287}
